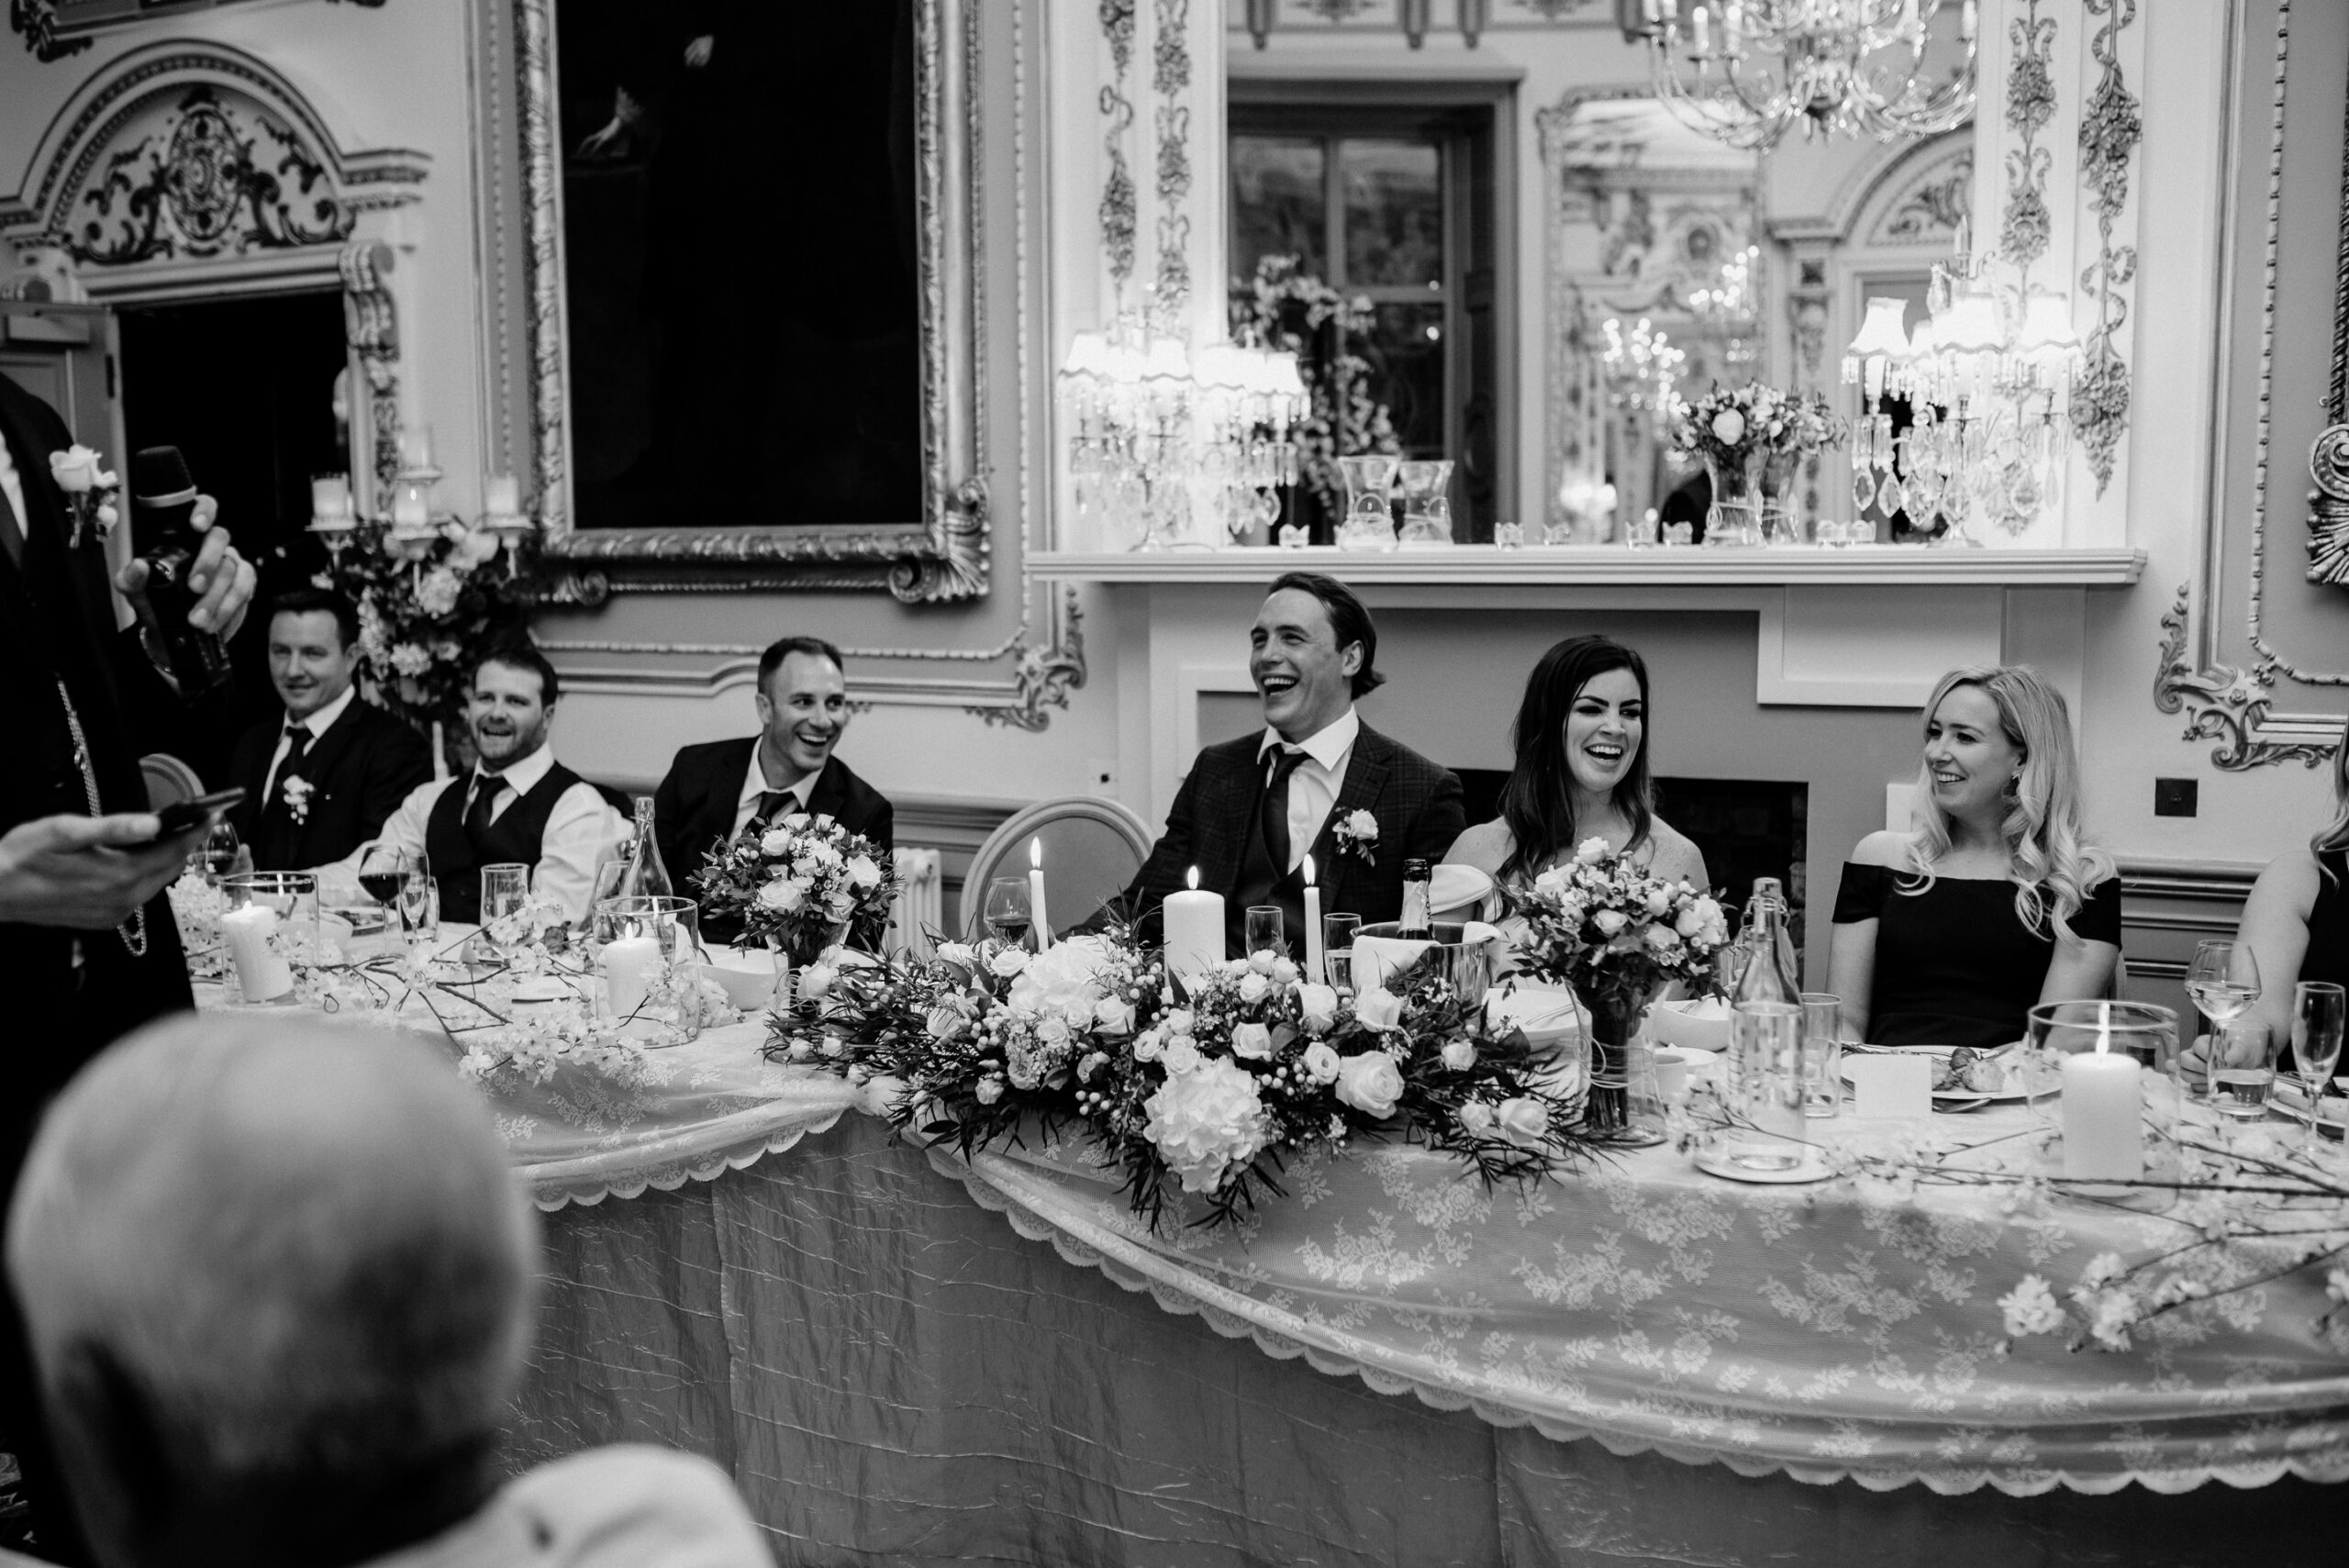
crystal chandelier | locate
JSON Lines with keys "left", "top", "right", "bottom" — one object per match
{"left": 1060, "top": 316, "right": 1306, "bottom": 550}
{"left": 1841, "top": 247, "right": 2083, "bottom": 541}
{"left": 1619, "top": 0, "right": 1979, "bottom": 152}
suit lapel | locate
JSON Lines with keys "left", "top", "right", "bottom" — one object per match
{"left": 805, "top": 756, "right": 847, "bottom": 821}
{"left": 701, "top": 740, "right": 758, "bottom": 851}
{"left": 1312, "top": 726, "right": 1392, "bottom": 915}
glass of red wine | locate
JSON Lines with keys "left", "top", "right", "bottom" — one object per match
{"left": 983, "top": 876, "right": 1032, "bottom": 948}
{"left": 358, "top": 846, "right": 411, "bottom": 940}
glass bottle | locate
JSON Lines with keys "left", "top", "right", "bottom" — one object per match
{"left": 1397, "top": 858, "right": 1433, "bottom": 940}
{"left": 1727, "top": 877, "right": 1804, "bottom": 1164}
{"left": 617, "top": 797, "right": 675, "bottom": 901}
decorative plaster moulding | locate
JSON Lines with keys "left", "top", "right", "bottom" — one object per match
{"left": 1027, "top": 546, "right": 2145, "bottom": 587}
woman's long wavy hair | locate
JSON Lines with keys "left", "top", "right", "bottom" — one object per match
{"left": 2312, "top": 715, "right": 2349, "bottom": 880}
{"left": 1497, "top": 635, "right": 1655, "bottom": 884}
{"left": 1906, "top": 665, "right": 2114, "bottom": 939}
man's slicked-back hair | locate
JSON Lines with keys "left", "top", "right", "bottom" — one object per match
{"left": 269, "top": 586, "right": 360, "bottom": 652}
{"left": 470, "top": 639, "right": 560, "bottom": 707}
{"left": 757, "top": 635, "right": 847, "bottom": 695}
{"left": 1264, "top": 571, "right": 1385, "bottom": 697}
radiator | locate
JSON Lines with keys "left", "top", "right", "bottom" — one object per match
{"left": 887, "top": 847, "right": 942, "bottom": 958}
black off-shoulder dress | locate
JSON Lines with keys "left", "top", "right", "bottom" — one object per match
{"left": 1832, "top": 862, "right": 2124, "bottom": 1050}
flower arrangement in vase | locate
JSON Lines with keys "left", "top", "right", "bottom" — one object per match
{"left": 693, "top": 811, "right": 897, "bottom": 964}
{"left": 772, "top": 929, "right": 1594, "bottom": 1234}
{"left": 1672, "top": 382, "right": 1843, "bottom": 547}
{"left": 1505, "top": 838, "right": 1731, "bottom": 1144}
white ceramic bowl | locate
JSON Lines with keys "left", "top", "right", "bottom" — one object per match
{"left": 698, "top": 948, "right": 781, "bottom": 1010}
{"left": 1645, "top": 996, "right": 1731, "bottom": 1053}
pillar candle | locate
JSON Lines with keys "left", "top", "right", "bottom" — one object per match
{"left": 484, "top": 473, "right": 522, "bottom": 517}
{"left": 1027, "top": 838, "right": 1052, "bottom": 951}
{"left": 603, "top": 933, "right": 662, "bottom": 1020}
{"left": 1303, "top": 853, "right": 1324, "bottom": 984}
{"left": 2062, "top": 1047, "right": 2143, "bottom": 1181}
{"left": 1163, "top": 869, "right": 1224, "bottom": 991}
{"left": 220, "top": 905, "right": 293, "bottom": 1003}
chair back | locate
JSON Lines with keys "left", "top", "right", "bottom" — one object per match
{"left": 958, "top": 796, "right": 1154, "bottom": 941}
{"left": 139, "top": 753, "right": 204, "bottom": 812}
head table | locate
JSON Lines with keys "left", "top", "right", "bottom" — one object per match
{"left": 188, "top": 973, "right": 2347, "bottom": 1565}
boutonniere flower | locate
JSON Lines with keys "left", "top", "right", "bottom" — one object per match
{"left": 282, "top": 774, "right": 315, "bottom": 825}
{"left": 1332, "top": 809, "right": 1379, "bottom": 865}
{"left": 48, "top": 445, "right": 120, "bottom": 548}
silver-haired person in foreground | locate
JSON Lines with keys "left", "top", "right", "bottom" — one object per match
{"left": 4, "top": 1015, "right": 772, "bottom": 1568}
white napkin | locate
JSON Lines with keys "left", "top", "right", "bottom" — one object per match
{"left": 1431, "top": 863, "right": 1495, "bottom": 920}
{"left": 1847, "top": 1054, "right": 1932, "bottom": 1119}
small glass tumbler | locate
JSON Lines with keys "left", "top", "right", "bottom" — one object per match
{"left": 1493, "top": 520, "right": 1525, "bottom": 550}
{"left": 217, "top": 871, "right": 318, "bottom": 1004}
{"left": 1800, "top": 991, "right": 1843, "bottom": 1119}
{"left": 479, "top": 864, "right": 534, "bottom": 962}
{"left": 1245, "top": 906, "right": 1286, "bottom": 963}
{"left": 1322, "top": 912, "right": 1362, "bottom": 991}
{"left": 2210, "top": 1018, "right": 2277, "bottom": 1120}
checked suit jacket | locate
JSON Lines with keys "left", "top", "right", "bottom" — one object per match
{"left": 1113, "top": 720, "right": 1464, "bottom": 942}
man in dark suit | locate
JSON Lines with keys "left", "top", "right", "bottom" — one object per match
{"left": 0, "top": 369, "right": 252, "bottom": 1559}
{"left": 653, "top": 635, "right": 895, "bottom": 947}
{"left": 1114, "top": 571, "right": 1464, "bottom": 957}
{"left": 228, "top": 587, "right": 432, "bottom": 870}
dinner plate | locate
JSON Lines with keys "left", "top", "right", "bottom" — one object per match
{"left": 1692, "top": 1147, "right": 1836, "bottom": 1184}
{"left": 2267, "top": 1083, "right": 2348, "bottom": 1127}
{"left": 1840, "top": 1045, "right": 2031, "bottom": 1104}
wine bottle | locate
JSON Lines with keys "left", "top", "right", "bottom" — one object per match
{"left": 128, "top": 447, "right": 233, "bottom": 695}
{"left": 1397, "top": 857, "right": 1434, "bottom": 940}
{"left": 617, "top": 797, "right": 674, "bottom": 900}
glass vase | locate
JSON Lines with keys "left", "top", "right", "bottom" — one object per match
{"left": 595, "top": 895, "right": 705, "bottom": 1044}
{"left": 1755, "top": 450, "right": 1804, "bottom": 544}
{"left": 1704, "top": 451, "right": 1761, "bottom": 547}
{"left": 1336, "top": 455, "right": 1400, "bottom": 550}
{"left": 1395, "top": 459, "right": 1455, "bottom": 548}
{"left": 1574, "top": 984, "right": 1667, "bottom": 1147}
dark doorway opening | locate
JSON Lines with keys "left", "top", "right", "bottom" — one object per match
{"left": 118, "top": 289, "right": 347, "bottom": 779}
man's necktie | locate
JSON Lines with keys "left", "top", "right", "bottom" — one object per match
{"left": 755, "top": 789, "right": 792, "bottom": 823}
{"left": 465, "top": 775, "right": 507, "bottom": 838}
{"left": 281, "top": 722, "right": 313, "bottom": 775}
{"left": 1261, "top": 748, "right": 1308, "bottom": 875}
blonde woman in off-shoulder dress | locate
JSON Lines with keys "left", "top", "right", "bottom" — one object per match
{"left": 1443, "top": 637, "right": 1708, "bottom": 951}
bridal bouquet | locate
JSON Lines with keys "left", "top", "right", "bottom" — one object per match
{"left": 1506, "top": 839, "right": 1731, "bottom": 1134}
{"left": 693, "top": 811, "right": 897, "bottom": 962}
{"left": 771, "top": 930, "right": 1592, "bottom": 1233}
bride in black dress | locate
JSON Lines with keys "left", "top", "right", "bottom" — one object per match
{"left": 1828, "top": 665, "right": 2121, "bottom": 1049}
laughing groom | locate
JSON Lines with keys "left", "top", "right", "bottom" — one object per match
{"left": 1113, "top": 571, "right": 1464, "bottom": 956}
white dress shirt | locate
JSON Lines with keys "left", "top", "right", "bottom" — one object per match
{"left": 1256, "top": 706, "right": 1359, "bottom": 873}
{"left": 319, "top": 742, "right": 622, "bottom": 921}
{"left": 728, "top": 748, "right": 820, "bottom": 841}
{"left": 0, "top": 432, "right": 26, "bottom": 551}
{"left": 262, "top": 683, "right": 357, "bottom": 805}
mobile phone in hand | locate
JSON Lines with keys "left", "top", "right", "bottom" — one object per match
{"left": 153, "top": 786, "right": 244, "bottom": 837}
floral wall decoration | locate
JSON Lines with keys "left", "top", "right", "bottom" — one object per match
{"left": 1999, "top": 0, "right": 2055, "bottom": 272}
{"left": 1099, "top": 0, "right": 1138, "bottom": 287}
{"left": 1231, "top": 254, "right": 1401, "bottom": 534}
{"left": 2073, "top": 0, "right": 2141, "bottom": 500}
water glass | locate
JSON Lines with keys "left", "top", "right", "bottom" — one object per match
{"left": 2208, "top": 1018, "right": 2277, "bottom": 1119}
{"left": 1726, "top": 1000, "right": 1804, "bottom": 1170}
{"left": 982, "top": 877, "right": 1032, "bottom": 948}
{"left": 1322, "top": 912, "right": 1362, "bottom": 991}
{"left": 479, "top": 863, "right": 534, "bottom": 961}
{"left": 1800, "top": 991, "right": 1842, "bottom": 1119}
{"left": 2289, "top": 981, "right": 2347, "bottom": 1151}
{"left": 1245, "top": 906, "right": 1285, "bottom": 962}
{"left": 2185, "top": 940, "right": 2262, "bottom": 1101}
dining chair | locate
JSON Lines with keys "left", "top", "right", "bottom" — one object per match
{"left": 957, "top": 796, "right": 1154, "bottom": 942}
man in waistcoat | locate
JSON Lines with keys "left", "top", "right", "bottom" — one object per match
{"left": 228, "top": 587, "right": 431, "bottom": 870}
{"left": 320, "top": 645, "right": 621, "bottom": 923}
{"left": 1110, "top": 571, "right": 1464, "bottom": 957}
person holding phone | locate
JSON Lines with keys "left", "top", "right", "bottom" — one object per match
{"left": 0, "top": 367, "right": 252, "bottom": 1559}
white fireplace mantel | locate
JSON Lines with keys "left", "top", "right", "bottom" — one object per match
{"left": 1027, "top": 545, "right": 2144, "bottom": 588}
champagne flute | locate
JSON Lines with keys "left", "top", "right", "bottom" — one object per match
{"left": 2184, "top": 940, "right": 2261, "bottom": 1101}
{"left": 2289, "top": 981, "right": 2346, "bottom": 1154}
{"left": 982, "top": 877, "right": 1032, "bottom": 948}
{"left": 479, "top": 863, "right": 533, "bottom": 965}
{"left": 397, "top": 859, "right": 438, "bottom": 947}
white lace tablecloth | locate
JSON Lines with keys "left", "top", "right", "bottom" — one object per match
{"left": 190, "top": 983, "right": 855, "bottom": 1210}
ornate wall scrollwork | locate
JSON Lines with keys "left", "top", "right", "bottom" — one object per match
{"left": 2154, "top": 582, "right": 2332, "bottom": 770}
{"left": 2073, "top": 0, "right": 2141, "bottom": 501}
{"left": 516, "top": 0, "right": 994, "bottom": 602}
{"left": 69, "top": 84, "right": 349, "bottom": 266}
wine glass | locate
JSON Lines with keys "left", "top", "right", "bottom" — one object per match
{"left": 357, "top": 846, "right": 410, "bottom": 935}
{"left": 479, "top": 863, "right": 533, "bottom": 964}
{"left": 2184, "top": 940, "right": 2261, "bottom": 1100}
{"left": 397, "top": 857, "right": 437, "bottom": 947}
{"left": 982, "top": 877, "right": 1031, "bottom": 948}
{"left": 2288, "top": 981, "right": 2346, "bottom": 1154}
{"left": 197, "top": 819, "right": 248, "bottom": 884}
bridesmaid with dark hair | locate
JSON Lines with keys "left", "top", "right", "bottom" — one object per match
{"left": 1444, "top": 634, "right": 1708, "bottom": 892}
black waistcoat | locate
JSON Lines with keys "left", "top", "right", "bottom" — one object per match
{"left": 1230, "top": 778, "right": 1307, "bottom": 960}
{"left": 425, "top": 762, "right": 584, "bottom": 923}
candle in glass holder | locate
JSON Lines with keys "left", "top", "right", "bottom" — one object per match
{"left": 484, "top": 473, "right": 522, "bottom": 517}
{"left": 2062, "top": 1041, "right": 2143, "bottom": 1181}
{"left": 220, "top": 905, "right": 294, "bottom": 1002}
{"left": 1303, "top": 853, "right": 1323, "bottom": 982}
{"left": 1027, "top": 837, "right": 1052, "bottom": 951}
{"left": 603, "top": 931, "right": 662, "bottom": 1019}
{"left": 1163, "top": 867, "right": 1224, "bottom": 990}
{"left": 309, "top": 474, "right": 353, "bottom": 530}
{"left": 391, "top": 484, "right": 430, "bottom": 532}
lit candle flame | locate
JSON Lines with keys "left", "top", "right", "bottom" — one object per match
{"left": 1186, "top": 865, "right": 1199, "bottom": 891}
{"left": 1030, "top": 837, "right": 1041, "bottom": 870}
{"left": 1303, "top": 852, "right": 1316, "bottom": 887}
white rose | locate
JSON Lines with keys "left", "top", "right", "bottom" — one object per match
{"left": 1345, "top": 810, "right": 1378, "bottom": 838}
{"left": 1272, "top": 958, "right": 1300, "bottom": 985}
{"left": 782, "top": 812, "right": 811, "bottom": 830}
{"left": 1164, "top": 1008, "right": 1196, "bottom": 1037}
{"left": 1576, "top": 837, "right": 1611, "bottom": 864}
{"left": 1132, "top": 1030, "right": 1164, "bottom": 1063}
{"left": 1296, "top": 984, "right": 1339, "bottom": 1033}
{"left": 1643, "top": 925, "right": 1681, "bottom": 952}
{"left": 989, "top": 949, "right": 1030, "bottom": 977}
{"left": 1238, "top": 972, "right": 1271, "bottom": 1004}
{"left": 1457, "top": 1100, "right": 1497, "bottom": 1138}
{"left": 1711, "top": 408, "right": 1746, "bottom": 446}
{"left": 1531, "top": 867, "right": 1570, "bottom": 898}
{"left": 1440, "top": 1039, "right": 1477, "bottom": 1073}
{"left": 855, "top": 1074, "right": 907, "bottom": 1118}
{"left": 1035, "top": 1016, "right": 1071, "bottom": 1047}
{"left": 1162, "top": 1038, "right": 1203, "bottom": 1075}
{"left": 1496, "top": 1096, "right": 1550, "bottom": 1150}
{"left": 1334, "top": 1052, "right": 1405, "bottom": 1118}
{"left": 48, "top": 445, "right": 100, "bottom": 493}
{"left": 1592, "top": 908, "right": 1628, "bottom": 937}
{"left": 1644, "top": 888, "right": 1673, "bottom": 917}
{"left": 1077, "top": 1051, "right": 1109, "bottom": 1082}
{"left": 1301, "top": 1040, "right": 1341, "bottom": 1084}
{"left": 846, "top": 853, "right": 882, "bottom": 889}
{"left": 757, "top": 878, "right": 804, "bottom": 911}
{"left": 1248, "top": 950, "right": 1278, "bottom": 975}
{"left": 761, "top": 828, "right": 794, "bottom": 856}
{"left": 935, "top": 940, "right": 976, "bottom": 969}
{"left": 798, "top": 962, "right": 837, "bottom": 1000}
{"left": 1093, "top": 995, "right": 1136, "bottom": 1036}
{"left": 1230, "top": 1021, "right": 1274, "bottom": 1060}
{"left": 975, "top": 1078, "right": 1004, "bottom": 1105}
{"left": 1353, "top": 987, "right": 1404, "bottom": 1029}
{"left": 925, "top": 1004, "right": 963, "bottom": 1040}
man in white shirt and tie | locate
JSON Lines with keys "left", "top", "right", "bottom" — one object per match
{"left": 325, "top": 645, "right": 620, "bottom": 923}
